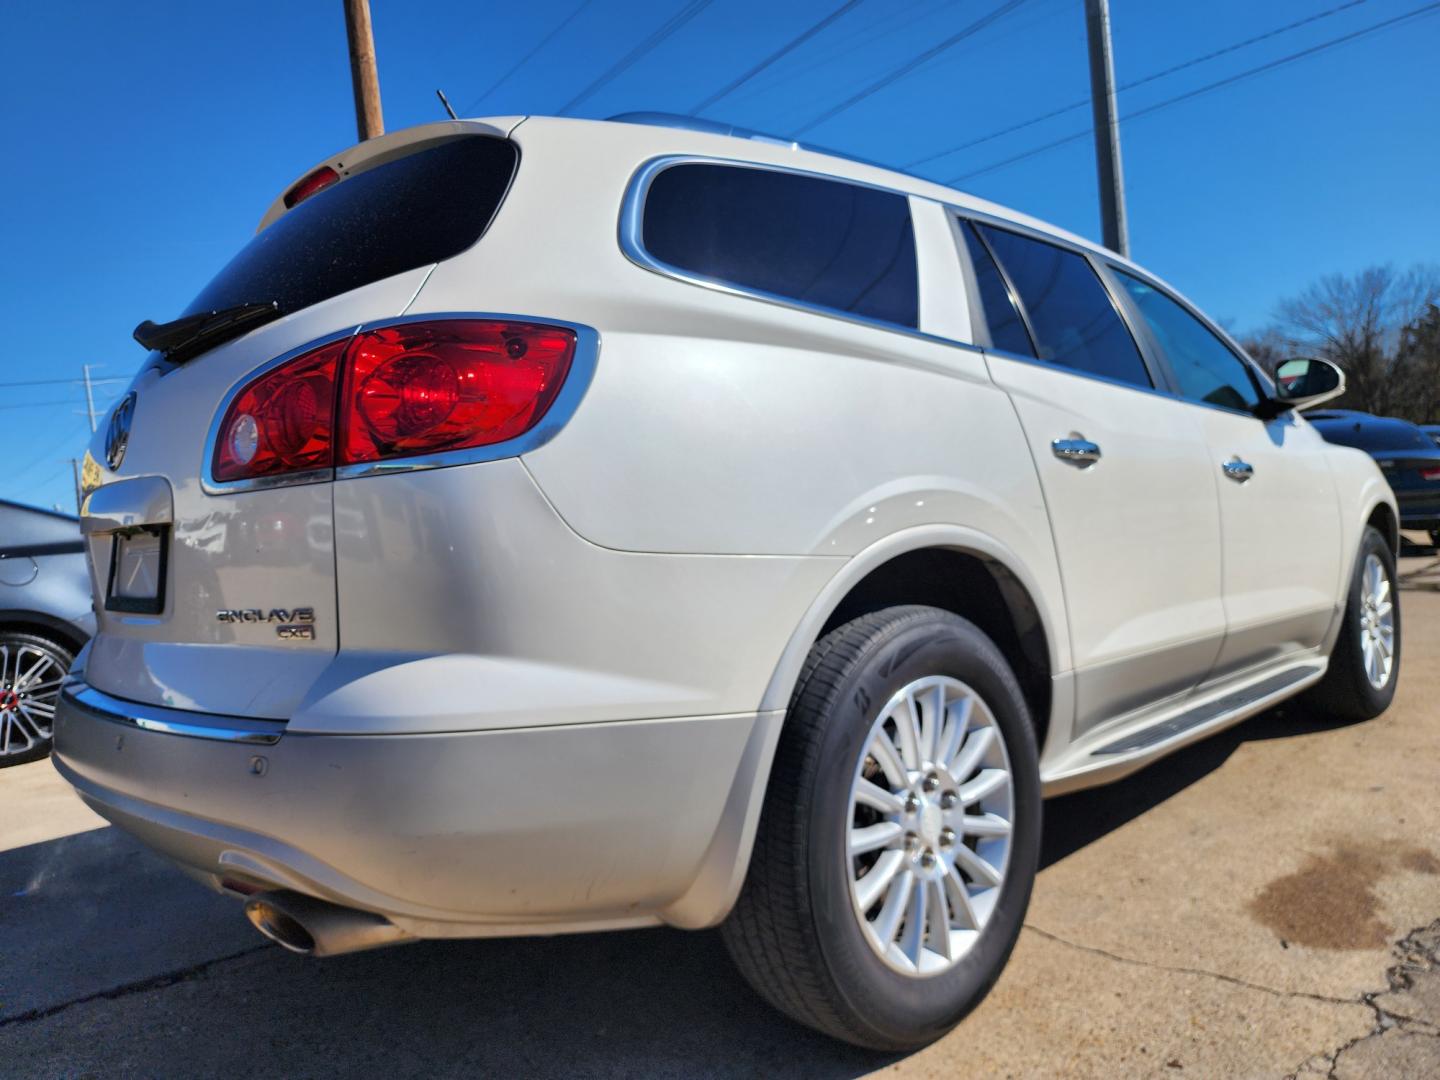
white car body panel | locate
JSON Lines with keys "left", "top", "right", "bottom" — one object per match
{"left": 56, "top": 115, "right": 1397, "bottom": 941}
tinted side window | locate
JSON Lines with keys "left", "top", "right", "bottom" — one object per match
{"left": 976, "top": 224, "right": 1151, "bottom": 388}
{"left": 642, "top": 163, "right": 918, "bottom": 329}
{"left": 960, "top": 221, "right": 1034, "bottom": 357}
{"left": 1114, "top": 271, "right": 1261, "bottom": 412}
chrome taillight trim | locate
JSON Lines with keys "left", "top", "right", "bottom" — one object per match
{"left": 200, "top": 313, "right": 600, "bottom": 495}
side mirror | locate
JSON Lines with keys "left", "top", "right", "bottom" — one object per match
{"left": 1260, "top": 357, "right": 1346, "bottom": 416}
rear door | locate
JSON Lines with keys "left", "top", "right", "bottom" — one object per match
{"left": 1107, "top": 268, "right": 1343, "bottom": 678}
{"left": 959, "top": 218, "right": 1227, "bottom": 736}
{"left": 80, "top": 131, "right": 519, "bottom": 718}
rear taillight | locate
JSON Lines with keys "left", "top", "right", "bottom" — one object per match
{"left": 213, "top": 341, "right": 342, "bottom": 482}
{"left": 212, "top": 320, "right": 577, "bottom": 484}
{"left": 1421, "top": 466, "right": 1440, "bottom": 482}
{"left": 341, "top": 321, "right": 575, "bottom": 464}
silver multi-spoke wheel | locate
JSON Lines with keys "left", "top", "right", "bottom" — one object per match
{"left": 0, "top": 638, "right": 67, "bottom": 760}
{"left": 847, "top": 675, "right": 1013, "bottom": 977}
{"left": 1358, "top": 552, "right": 1395, "bottom": 689}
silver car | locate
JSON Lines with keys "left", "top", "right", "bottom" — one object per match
{"left": 55, "top": 114, "right": 1398, "bottom": 1049}
{"left": 1, "top": 499, "right": 92, "bottom": 766}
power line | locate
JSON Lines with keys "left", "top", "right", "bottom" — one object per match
{"left": 0, "top": 375, "right": 125, "bottom": 389}
{"left": 792, "top": 0, "right": 1031, "bottom": 136}
{"left": 947, "top": 0, "right": 1440, "bottom": 183}
{"left": 724, "top": 0, "right": 959, "bottom": 109}
{"left": 558, "top": 0, "right": 715, "bottom": 115}
{"left": 908, "top": 0, "right": 1372, "bottom": 169}
{"left": 690, "top": 0, "right": 866, "bottom": 115}
{"left": 0, "top": 399, "right": 87, "bottom": 411}
{"left": 461, "top": 0, "right": 595, "bottom": 115}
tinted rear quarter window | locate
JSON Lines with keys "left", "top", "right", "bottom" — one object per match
{"left": 641, "top": 163, "right": 918, "bottom": 329}
{"left": 976, "top": 223, "right": 1151, "bottom": 389}
{"left": 182, "top": 136, "right": 519, "bottom": 320}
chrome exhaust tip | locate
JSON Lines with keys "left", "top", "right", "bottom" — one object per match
{"left": 244, "top": 890, "right": 412, "bottom": 957}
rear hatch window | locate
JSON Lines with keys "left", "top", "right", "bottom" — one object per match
{"left": 181, "top": 135, "right": 518, "bottom": 324}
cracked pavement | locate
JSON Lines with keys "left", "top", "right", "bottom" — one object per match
{"left": 3, "top": 542, "right": 1439, "bottom": 1078}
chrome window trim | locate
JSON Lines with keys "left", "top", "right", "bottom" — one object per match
{"left": 62, "top": 679, "right": 286, "bottom": 745}
{"left": 618, "top": 154, "right": 955, "bottom": 347}
{"left": 201, "top": 312, "right": 600, "bottom": 494}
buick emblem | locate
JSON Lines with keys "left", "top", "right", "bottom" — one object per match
{"left": 105, "top": 392, "right": 136, "bottom": 471}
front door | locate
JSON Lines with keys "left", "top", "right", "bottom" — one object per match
{"left": 960, "top": 219, "right": 1227, "bottom": 737}
{"left": 1108, "top": 269, "right": 1343, "bottom": 679}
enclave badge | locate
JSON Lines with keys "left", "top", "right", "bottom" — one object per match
{"left": 105, "top": 392, "right": 137, "bottom": 471}
{"left": 216, "top": 606, "right": 316, "bottom": 640}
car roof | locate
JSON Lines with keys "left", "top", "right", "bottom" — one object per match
{"left": 0, "top": 497, "right": 77, "bottom": 523}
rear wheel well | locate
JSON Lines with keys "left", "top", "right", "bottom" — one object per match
{"left": 817, "top": 548, "right": 1052, "bottom": 749}
{"left": 1367, "top": 503, "right": 1398, "bottom": 556}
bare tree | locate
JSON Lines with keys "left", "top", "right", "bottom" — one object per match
{"left": 1271, "top": 264, "right": 1440, "bottom": 416}
{"left": 1396, "top": 302, "right": 1440, "bottom": 423}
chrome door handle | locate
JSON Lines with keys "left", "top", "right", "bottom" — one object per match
{"left": 1222, "top": 457, "right": 1254, "bottom": 483}
{"left": 1052, "top": 436, "right": 1101, "bottom": 467}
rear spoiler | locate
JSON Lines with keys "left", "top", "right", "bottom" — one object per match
{"left": 254, "top": 116, "right": 526, "bottom": 233}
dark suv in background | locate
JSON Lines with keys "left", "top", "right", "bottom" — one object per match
{"left": 1309, "top": 411, "right": 1440, "bottom": 548}
{"left": 0, "top": 499, "right": 93, "bottom": 766}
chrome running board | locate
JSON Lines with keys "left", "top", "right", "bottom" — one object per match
{"left": 1040, "top": 657, "right": 1326, "bottom": 797}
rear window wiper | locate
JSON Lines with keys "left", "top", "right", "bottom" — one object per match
{"left": 133, "top": 300, "right": 282, "bottom": 362}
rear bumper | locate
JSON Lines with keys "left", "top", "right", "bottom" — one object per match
{"left": 53, "top": 680, "right": 780, "bottom": 937}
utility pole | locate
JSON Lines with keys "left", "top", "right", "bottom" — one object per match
{"left": 82, "top": 364, "right": 99, "bottom": 433}
{"left": 1083, "top": 0, "right": 1129, "bottom": 256}
{"left": 342, "top": 0, "right": 385, "bottom": 141}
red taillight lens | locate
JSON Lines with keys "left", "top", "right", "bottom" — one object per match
{"left": 213, "top": 341, "right": 343, "bottom": 482}
{"left": 211, "top": 320, "right": 577, "bottom": 483}
{"left": 339, "top": 321, "right": 576, "bottom": 465}
{"left": 283, "top": 166, "right": 340, "bottom": 209}
{"left": 1420, "top": 466, "right": 1440, "bottom": 482}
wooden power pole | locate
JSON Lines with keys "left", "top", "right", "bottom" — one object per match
{"left": 1083, "top": 0, "right": 1128, "bottom": 256}
{"left": 343, "top": 0, "right": 384, "bottom": 141}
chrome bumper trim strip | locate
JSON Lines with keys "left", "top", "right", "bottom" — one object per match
{"left": 60, "top": 680, "right": 286, "bottom": 746}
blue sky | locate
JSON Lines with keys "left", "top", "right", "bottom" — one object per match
{"left": 2, "top": 0, "right": 1437, "bottom": 513}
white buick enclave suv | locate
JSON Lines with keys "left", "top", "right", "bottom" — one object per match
{"left": 55, "top": 113, "right": 1399, "bottom": 1050}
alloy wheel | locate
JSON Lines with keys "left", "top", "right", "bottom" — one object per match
{"left": 1358, "top": 552, "right": 1395, "bottom": 689}
{"left": 0, "top": 639, "right": 67, "bottom": 759}
{"left": 847, "top": 675, "right": 1014, "bottom": 977}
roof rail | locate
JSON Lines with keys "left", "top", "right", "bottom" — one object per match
{"left": 605, "top": 111, "right": 901, "bottom": 177}
{"left": 607, "top": 112, "right": 800, "bottom": 147}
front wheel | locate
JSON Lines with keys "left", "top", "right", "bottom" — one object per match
{"left": 1306, "top": 526, "right": 1400, "bottom": 722}
{"left": 721, "top": 606, "right": 1041, "bottom": 1050}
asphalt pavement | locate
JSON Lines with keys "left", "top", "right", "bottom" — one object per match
{"left": 3, "top": 541, "right": 1439, "bottom": 1078}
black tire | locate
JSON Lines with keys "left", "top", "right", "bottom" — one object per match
{"left": 1306, "top": 526, "right": 1400, "bottom": 722}
{"left": 721, "top": 605, "right": 1041, "bottom": 1051}
{"left": 0, "top": 629, "right": 74, "bottom": 768}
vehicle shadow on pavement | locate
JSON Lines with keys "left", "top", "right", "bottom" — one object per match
{"left": 2, "top": 693, "right": 1388, "bottom": 1078}
{"left": 1, "top": 826, "right": 898, "bottom": 1077}
{"left": 1041, "top": 700, "right": 1374, "bottom": 870}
